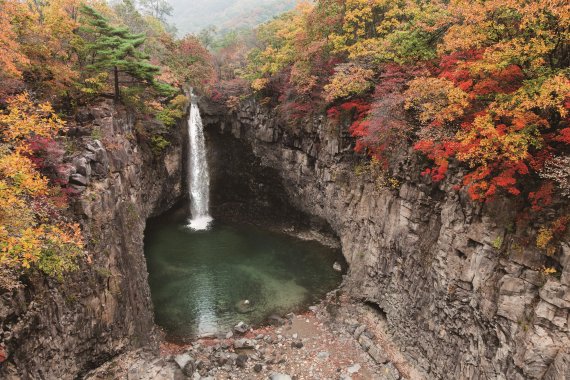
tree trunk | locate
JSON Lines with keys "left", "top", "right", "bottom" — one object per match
{"left": 114, "top": 66, "right": 120, "bottom": 102}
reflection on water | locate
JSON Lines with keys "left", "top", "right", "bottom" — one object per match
{"left": 144, "top": 205, "right": 343, "bottom": 340}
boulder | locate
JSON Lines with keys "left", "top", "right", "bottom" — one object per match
{"left": 291, "top": 340, "right": 303, "bottom": 349}
{"left": 234, "top": 339, "right": 254, "bottom": 349}
{"left": 70, "top": 174, "right": 88, "bottom": 186}
{"left": 233, "top": 321, "right": 250, "bottom": 335}
{"left": 235, "top": 354, "right": 248, "bottom": 368}
{"left": 173, "top": 353, "right": 195, "bottom": 377}
{"left": 347, "top": 363, "right": 361, "bottom": 374}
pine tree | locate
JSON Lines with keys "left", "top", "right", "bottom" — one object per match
{"left": 78, "top": 5, "right": 165, "bottom": 101}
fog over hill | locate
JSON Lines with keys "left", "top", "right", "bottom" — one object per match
{"left": 168, "top": 0, "right": 297, "bottom": 35}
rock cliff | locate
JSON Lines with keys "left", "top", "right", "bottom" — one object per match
{"left": 1, "top": 94, "right": 568, "bottom": 379}
{"left": 0, "top": 100, "right": 185, "bottom": 379}
{"left": 201, "top": 99, "right": 570, "bottom": 380}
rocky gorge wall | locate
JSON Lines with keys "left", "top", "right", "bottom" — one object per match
{"left": 201, "top": 99, "right": 570, "bottom": 380}
{"left": 0, "top": 100, "right": 185, "bottom": 379}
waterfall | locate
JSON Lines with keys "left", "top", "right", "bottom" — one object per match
{"left": 187, "top": 93, "right": 213, "bottom": 230}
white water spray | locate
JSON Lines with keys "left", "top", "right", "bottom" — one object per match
{"left": 187, "top": 93, "right": 213, "bottom": 230}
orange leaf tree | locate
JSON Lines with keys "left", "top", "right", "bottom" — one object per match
{"left": 0, "top": 93, "right": 83, "bottom": 278}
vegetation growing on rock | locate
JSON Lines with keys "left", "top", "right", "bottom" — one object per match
{"left": 0, "top": 0, "right": 212, "bottom": 278}
{"left": 215, "top": 0, "right": 569, "bottom": 251}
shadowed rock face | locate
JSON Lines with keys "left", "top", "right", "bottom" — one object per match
{"left": 200, "top": 99, "right": 570, "bottom": 380}
{"left": 0, "top": 100, "right": 186, "bottom": 379}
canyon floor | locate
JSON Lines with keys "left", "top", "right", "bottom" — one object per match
{"left": 86, "top": 290, "right": 424, "bottom": 380}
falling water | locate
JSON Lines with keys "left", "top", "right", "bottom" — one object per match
{"left": 187, "top": 93, "right": 213, "bottom": 230}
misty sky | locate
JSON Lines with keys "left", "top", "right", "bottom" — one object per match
{"left": 168, "top": 0, "right": 297, "bottom": 35}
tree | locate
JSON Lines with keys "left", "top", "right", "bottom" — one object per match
{"left": 112, "top": 0, "right": 148, "bottom": 34}
{"left": 138, "top": 0, "right": 173, "bottom": 22}
{"left": 162, "top": 34, "right": 213, "bottom": 90}
{"left": 329, "top": 0, "right": 449, "bottom": 64}
{"left": 79, "top": 4, "right": 167, "bottom": 101}
{"left": 0, "top": 0, "right": 29, "bottom": 78}
{"left": 0, "top": 93, "right": 83, "bottom": 278}
{"left": 198, "top": 25, "right": 218, "bottom": 49}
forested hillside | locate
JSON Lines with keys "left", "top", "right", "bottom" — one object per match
{"left": 168, "top": 0, "right": 296, "bottom": 35}
{"left": 211, "top": 0, "right": 569, "bottom": 258}
{"left": 2, "top": 0, "right": 568, "bottom": 295}
{"left": 0, "top": 0, "right": 211, "bottom": 280}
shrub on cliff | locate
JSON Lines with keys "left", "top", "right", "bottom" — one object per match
{"left": 0, "top": 93, "right": 83, "bottom": 279}
{"left": 242, "top": 0, "right": 569, "bottom": 198}
{"left": 77, "top": 4, "right": 176, "bottom": 102}
{"left": 236, "top": 0, "right": 569, "bottom": 254}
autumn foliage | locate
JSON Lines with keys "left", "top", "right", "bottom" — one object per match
{"left": 0, "top": 0, "right": 213, "bottom": 277}
{"left": 241, "top": 0, "right": 569, "bottom": 213}
{"left": 0, "top": 94, "right": 83, "bottom": 277}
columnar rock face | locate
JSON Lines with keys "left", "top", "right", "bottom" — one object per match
{"left": 201, "top": 99, "right": 570, "bottom": 380}
{"left": 0, "top": 101, "right": 185, "bottom": 379}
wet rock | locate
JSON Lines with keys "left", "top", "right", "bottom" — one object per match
{"left": 333, "top": 262, "right": 342, "bottom": 272}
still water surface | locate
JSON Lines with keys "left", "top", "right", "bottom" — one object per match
{"left": 144, "top": 206, "right": 343, "bottom": 340}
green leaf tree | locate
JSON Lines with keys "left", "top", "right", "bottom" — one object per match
{"left": 78, "top": 4, "right": 168, "bottom": 101}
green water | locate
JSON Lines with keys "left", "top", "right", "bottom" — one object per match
{"left": 144, "top": 206, "right": 344, "bottom": 341}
